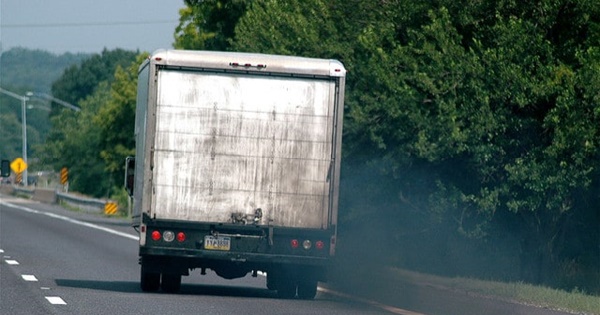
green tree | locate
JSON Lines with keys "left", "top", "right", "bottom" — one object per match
{"left": 41, "top": 49, "right": 138, "bottom": 196}
{"left": 339, "top": 0, "right": 599, "bottom": 288}
{"left": 42, "top": 83, "right": 112, "bottom": 196}
{"left": 0, "top": 91, "right": 45, "bottom": 170}
{"left": 232, "top": 0, "right": 346, "bottom": 59}
{"left": 174, "top": 0, "right": 249, "bottom": 50}
{"left": 0, "top": 109, "right": 23, "bottom": 161}
{"left": 95, "top": 53, "right": 149, "bottom": 193}
{"left": 50, "top": 49, "right": 138, "bottom": 110}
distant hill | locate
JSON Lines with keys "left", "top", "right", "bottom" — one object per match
{"left": 0, "top": 47, "right": 90, "bottom": 93}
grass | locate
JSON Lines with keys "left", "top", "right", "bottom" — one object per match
{"left": 387, "top": 268, "right": 600, "bottom": 315}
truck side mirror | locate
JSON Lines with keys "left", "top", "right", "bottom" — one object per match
{"left": 125, "top": 157, "right": 135, "bottom": 196}
{"left": 1, "top": 160, "right": 10, "bottom": 177}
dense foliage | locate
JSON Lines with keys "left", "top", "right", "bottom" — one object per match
{"left": 40, "top": 49, "right": 140, "bottom": 196}
{"left": 33, "top": 0, "right": 599, "bottom": 294}
{"left": 171, "top": 0, "right": 599, "bottom": 292}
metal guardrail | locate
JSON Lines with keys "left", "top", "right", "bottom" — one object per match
{"left": 10, "top": 186, "right": 35, "bottom": 197}
{"left": 10, "top": 185, "right": 107, "bottom": 213}
{"left": 56, "top": 191, "right": 107, "bottom": 213}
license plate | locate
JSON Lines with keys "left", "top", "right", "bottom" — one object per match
{"left": 204, "top": 235, "right": 231, "bottom": 251}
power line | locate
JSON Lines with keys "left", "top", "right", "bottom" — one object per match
{"left": 1, "top": 20, "right": 178, "bottom": 28}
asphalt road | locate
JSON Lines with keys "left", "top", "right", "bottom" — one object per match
{"left": 0, "top": 195, "right": 395, "bottom": 315}
{"left": 1, "top": 195, "right": 575, "bottom": 315}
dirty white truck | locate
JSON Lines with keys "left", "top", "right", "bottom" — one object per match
{"left": 125, "top": 50, "right": 346, "bottom": 299}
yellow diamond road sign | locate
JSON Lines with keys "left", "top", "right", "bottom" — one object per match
{"left": 10, "top": 158, "right": 27, "bottom": 174}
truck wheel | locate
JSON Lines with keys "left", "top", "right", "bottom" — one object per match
{"left": 140, "top": 269, "right": 160, "bottom": 292}
{"left": 277, "top": 282, "right": 297, "bottom": 299}
{"left": 297, "top": 280, "right": 317, "bottom": 300}
{"left": 266, "top": 273, "right": 276, "bottom": 290}
{"left": 161, "top": 274, "right": 182, "bottom": 293}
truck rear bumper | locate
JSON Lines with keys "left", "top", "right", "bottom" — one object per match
{"left": 140, "top": 245, "right": 330, "bottom": 267}
{"left": 138, "top": 216, "right": 335, "bottom": 280}
{"left": 139, "top": 247, "right": 330, "bottom": 281}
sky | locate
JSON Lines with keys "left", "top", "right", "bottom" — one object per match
{"left": 0, "top": 0, "right": 186, "bottom": 55}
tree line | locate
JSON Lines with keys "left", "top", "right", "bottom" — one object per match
{"left": 40, "top": 0, "right": 598, "bottom": 293}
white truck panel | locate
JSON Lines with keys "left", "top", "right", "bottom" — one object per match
{"left": 150, "top": 70, "right": 335, "bottom": 228}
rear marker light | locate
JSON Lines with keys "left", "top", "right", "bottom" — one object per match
{"left": 303, "top": 240, "right": 312, "bottom": 250}
{"left": 290, "top": 239, "right": 299, "bottom": 248}
{"left": 177, "top": 232, "right": 186, "bottom": 242}
{"left": 316, "top": 240, "right": 325, "bottom": 250}
{"left": 151, "top": 230, "right": 161, "bottom": 241}
{"left": 330, "top": 235, "right": 336, "bottom": 256}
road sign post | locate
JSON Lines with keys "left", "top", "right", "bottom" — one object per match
{"left": 60, "top": 167, "right": 68, "bottom": 192}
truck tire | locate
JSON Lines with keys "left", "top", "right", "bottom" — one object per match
{"left": 140, "top": 269, "right": 160, "bottom": 292}
{"left": 277, "top": 282, "right": 297, "bottom": 299}
{"left": 161, "top": 274, "right": 182, "bottom": 293}
{"left": 297, "top": 280, "right": 317, "bottom": 300}
{"left": 266, "top": 273, "right": 276, "bottom": 291}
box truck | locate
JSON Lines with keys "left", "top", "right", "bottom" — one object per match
{"left": 125, "top": 50, "right": 346, "bottom": 299}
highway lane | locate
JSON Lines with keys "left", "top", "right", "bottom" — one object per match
{"left": 2, "top": 195, "right": 574, "bottom": 315}
{"left": 0, "top": 196, "right": 393, "bottom": 315}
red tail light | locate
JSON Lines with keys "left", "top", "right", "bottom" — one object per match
{"left": 315, "top": 240, "right": 325, "bottom": 250}
{"left": 151, "top": 230, "right": 161, "bottom": 241}
{"left": 290, "top": 239, "right": 299, "bottom": 248}
{"left": 177, "top": 232, "right": 186, "bottom": 242}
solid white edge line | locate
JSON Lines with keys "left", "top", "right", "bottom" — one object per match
{"left": 256, "top": 272, "right": 426, "bottom": 315}
{"left": 318, "top": 287, "right": 427, "bottom": 315}
{"left": 0, "top": 200, "right": 138, "bottom": 241}
{"left": 45, "top": 296, "right": 67, "bottom": 305}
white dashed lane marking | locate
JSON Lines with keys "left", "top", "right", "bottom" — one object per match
{"left": 45, "top": 296, "right": 67, "bottom": 305}
{"left": 22, "top": 275, "right": 39, "bottom": 281}
{"left": 2, "top": 249, "right": 67, "bottom": 306}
